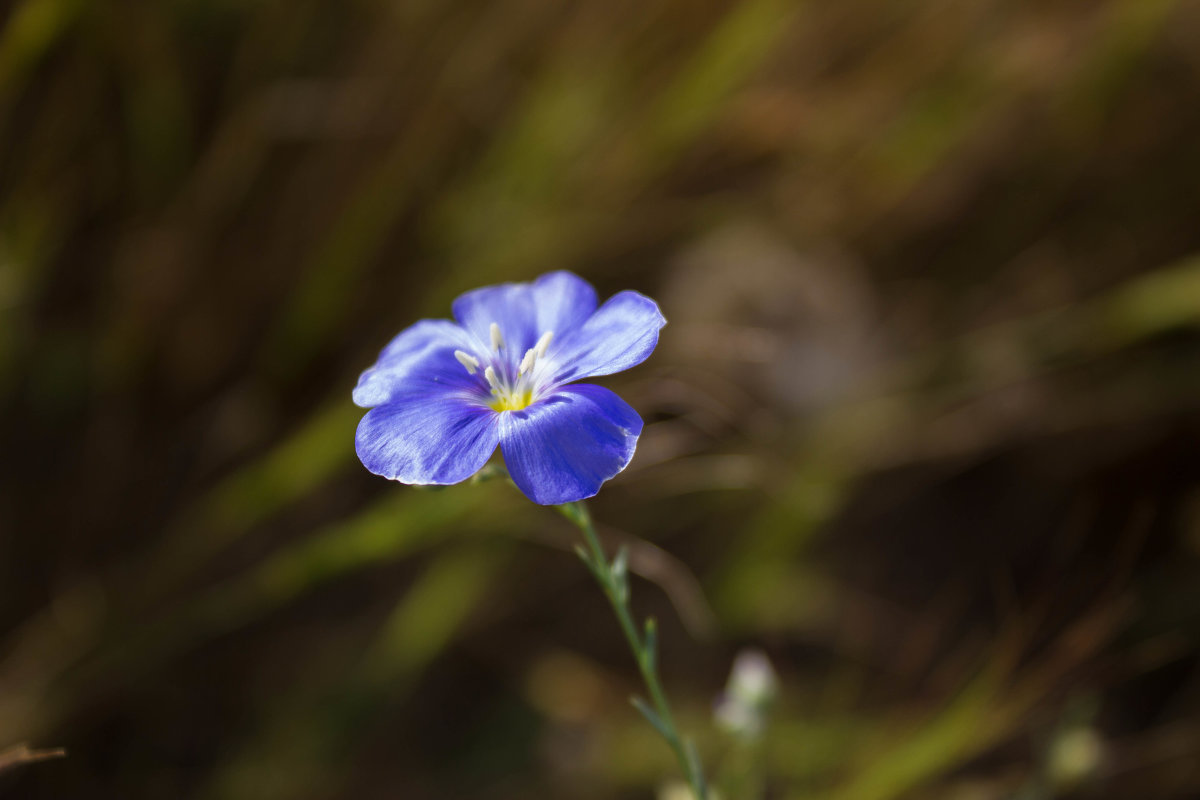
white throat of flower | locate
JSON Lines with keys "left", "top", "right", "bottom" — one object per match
{"left": 455, "top": 327, "right": 553, "bottom": 412}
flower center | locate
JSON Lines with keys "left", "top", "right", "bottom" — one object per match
{"left": 454, "top": 325, "right": 553, "bottom": 412}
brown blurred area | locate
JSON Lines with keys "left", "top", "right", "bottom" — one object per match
{"left": 2, "top": 0, "right": 1200, "bottom": 797}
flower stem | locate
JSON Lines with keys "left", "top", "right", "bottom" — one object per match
{"left": 558, "top": 501, "right": 708, "bottom": 800}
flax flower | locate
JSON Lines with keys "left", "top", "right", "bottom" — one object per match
{"left": 354, "top": 271, "right": 665, "bottom": 504}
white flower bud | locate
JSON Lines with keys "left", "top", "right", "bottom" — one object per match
{"left": 728, "top": 649, "right": 778, "bottom": 708}
{"left": 714, "top": 648, "right": 778, "bottom": 742}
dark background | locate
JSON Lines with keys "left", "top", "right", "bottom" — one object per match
{"left": 2, "top": 0, "right": 1200, "bottom": 798}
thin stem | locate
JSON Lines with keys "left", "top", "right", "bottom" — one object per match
{"left": 559, "top": 501, "right": 707, "bottom": 800}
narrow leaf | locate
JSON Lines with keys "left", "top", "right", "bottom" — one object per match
{"left": 611, "top": 545, "right": 629, "bottom": 583}
{"left": 611, "top": 545, "right": 630, "bottom": 603}
{"left": 630, "top": 695, "right": 672, "bottom": 740}
{"left": 574, "top": 544, "right": 599, "bottom": 577}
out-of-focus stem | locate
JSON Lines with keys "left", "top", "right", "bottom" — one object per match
{"left": 559, "top": 501, "right": 708, "bottom": 800}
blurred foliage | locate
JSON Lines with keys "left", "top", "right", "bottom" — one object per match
{"left": 3, "top": 0, "right": 1200, "bottom": 798}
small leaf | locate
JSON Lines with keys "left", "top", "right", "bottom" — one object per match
{"left": 611, "top": 545, "right": 630, "bottom": 602}
{"left": 574, "top": 544, "right": 598, "bottom": 576}
{"left": 611, "top": 545, "right": 629, "bottom": 581}
{"left": 630, "top": 695, "right": 672, "bottom": 740}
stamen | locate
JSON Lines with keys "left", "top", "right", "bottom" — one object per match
{"left": 489, "top": 322, "right": 504, "bottom": 351}
{"left": 535, "top": 330, "right": 554, "bottom": 358}
{"left": 518, "top": 348, "right": 537, "bottom": 376}
{"left": 483, "top": 365, "right": 500, "bottom": 392}
{"left": 454, "top": 350, "right": 480, "bottom": 375}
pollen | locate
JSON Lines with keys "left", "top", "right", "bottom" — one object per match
{"left": 454, "top": 350, "right": 480, "bottom": 374}
{"left": 469, "top": 324, "right": 554, "bottom": 411}
{"left": 489, "top": 389, "right": 534, "bottom": 412}
{"left": 482, "top": 357, "right": 537, "bottom": 412}
{"left": 518, "top": 348, "right": 537, "bottom": 376}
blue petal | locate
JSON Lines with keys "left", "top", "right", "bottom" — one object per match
{"left": 451, "top": 271, "right": 600, "bottom": 360}
{"left": 353, "top": 320, "right": 479, "bottom": 408}
{"left": 356, "top": 394, "right": 500, "bottom": 485}
{"left": 498, "top": 384, "right": 643, "bottom": 505}
{"left": 546, "top": 291, "right": 666, "bottom": 384}
{"left": 452, "top": 282, "right": 539, "bottom": 357}
{"left": 530, "top": 271, "right": 597, "bottom": 338}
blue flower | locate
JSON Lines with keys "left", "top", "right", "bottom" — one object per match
{"left": 353, "top": 271, "right": 666, "bottom": 505}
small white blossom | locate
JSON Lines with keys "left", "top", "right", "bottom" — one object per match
{"left": 714, "top": 648, "right": 778, "bottom": 741}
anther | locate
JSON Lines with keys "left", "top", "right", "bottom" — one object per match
{"left": 535, "top": 330, "right": 553, "bottom": 358}
{"left": 484, "top": 365, "right": 500, "bottom": 392}
{"left": 489, "top": 322, "right": 504, "bottom": 351}
{"left": 454, "top": 350, "right": 480, "bottom": 375}
{"left": 519, "top": 348, "right": 537, "bottom": 376}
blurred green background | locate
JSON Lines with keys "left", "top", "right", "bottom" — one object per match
{"left": 3, "top": 0, "right": 1200, "bottom": 797}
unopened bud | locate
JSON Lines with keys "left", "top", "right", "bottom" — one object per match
{"left": 714, "top": 649, "right": 778, "bottom": 741}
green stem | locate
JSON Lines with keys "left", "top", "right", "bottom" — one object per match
{"left": 559, "top": 501, "right": 707, "bottom": 800}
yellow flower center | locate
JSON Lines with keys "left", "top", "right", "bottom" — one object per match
{"left": 489, "top": 387, "right": 535, "bottom": 412}
{"left": 453, "top": 325, "right": 554, "bottom": 413}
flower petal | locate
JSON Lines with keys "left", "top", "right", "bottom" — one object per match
{"left": 451, "top": 271, "right": 600, "bottom": 359}
{"left": 545, "top": 290, "right": 666, "bottom": 384}
{"left": 499, "top": 384, "right": 643, "bottom": 505}
{"left": 530, "top": 271, "right": 597, "bottom": 338}
{"left": 356, "top": 394, "right": 500, "bottom": 485}
{"left": 452, "top": 282, "right": 539, "bottom": 356}
{"left": 353, "top": 320, "right": 479, "bottom": 408}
